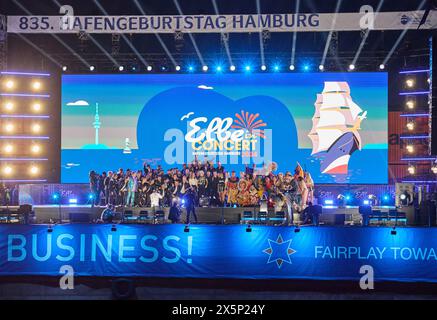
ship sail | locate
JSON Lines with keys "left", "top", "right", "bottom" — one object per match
{"left": 308, "top": 81, "right": 366, "bottom": 175}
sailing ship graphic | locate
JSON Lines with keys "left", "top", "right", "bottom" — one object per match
{"left": 308, "top": 81, "right": 367, "bottom": 175}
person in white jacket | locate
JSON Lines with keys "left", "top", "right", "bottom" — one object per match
{"left": 150, "top": 187, "right": 164, "bottom": 208}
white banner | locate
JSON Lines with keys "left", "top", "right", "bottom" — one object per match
{"left": 6, "top": 11, "right": 437, "bottom": 34}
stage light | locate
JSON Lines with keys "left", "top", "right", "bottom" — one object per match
{"left": 32, "top": 123, "right": 42, "bottom": 133}
{"left": 3, "top": 166, "right": 12, "bottom": 175}
{"left": 273, "top": 64, "right": 280, "bottom": 72}
{"left": 4, "top": 123, "right": 14, "bottom": 133}
{"left": 289, "top": 65, "right": 295, "bottom": 71}
{"left": 246, "top": 224, "right": 252, "bottom": 232}
{"left": 4, "top": 80, "right": 15, "bottom": 89}
{"left": 32, "top": 81, "right": 42, "bottom": 90}
{"left": 68, "top": 198, "right": 78, "bottom": 204}
{"left": 319, "top": 64, "right": 324, "bottom": 71}
{"left": 383, "top": 195, "right": 389, "bottom": 201}
{"left": 215, "top": 65, "right": 223, "bottom": 72}
{"left": 427, "top": 78, "right": 431, "bottom": 84}
{"left": 188, "top": 65, "right": 194, "bottom": 72}
{"left": 303, "top": 64, "right": 310, "bottom": 71}
{"left": 406, "top": 79, "right": 414, "bottom": 87}
{"left": 261, "top": 65, "right": 267, "bottom": 71}
{"left": 52, "top": 193, "right": 59, "bottom": 200}
{"left": 324, "top": 199, "right": 334, "bottom": 205}
{"left": 62, "top": 66, "right": 68, "bottom": 72}
{"left": 406, "top": 121, "right": 415, "bottom": 131}
{"left": 31, "top": 144, "right": 40, "bottom": 153}
{"left": 4, "top": 102, "right": 14, "bottom": 111}
{"left": 184, "top": 225, "right": 190, "bottom": 233}
{"left": 119, "top": 66, "right": 124, "bottom": 71}
{"left": 349, "top": 64, "right": 355, "bottom": 71}
{"left": 379, "top": 64, "right": 385, "bottom": 70}
{"left": 431, "top": 165, "right": 437, "bottom": 174}
{"left": 400, "top": 194, "right": 406, "bottom": 200}
{"left": 244, "top": 65, "right": 251, "bottom": 72}
{"left": 4, "top": 144, "right": 13, "bottom": 153}
{"left": 406, "top": 144, "right": 414, "bottom": 153}
{"left": 202, "top": 65, "right": 208, "bottom": 72}
{"left": 147, "top": 65, "right": 153, "bottom": 71}
{"left": 406, "top": 100, "right": 415, "bottom": 109}
{"left": 161, "top": 66, "right": 167, "bottom": 71}
{"left": 175, "top": 65, "right": 181, "bottom": 71}
{"left": 407, "top": 165, "right": 415, "bottom": 175}
{"left": 32, "top": 103, "right": 41, "bottom": 112}
{"left": 363, "top": 199, "right": 370, "bottom": 205}
{"left": 345, "top": 195, "right": 351, "bottom": 201}
{"left": 88, "top": 193, "right": 94, "bottom": 199}
{"left": 230, "top": 65, "right": 236, "bottom": 71}
{"left": 29, "top": 165, "right": 39, "bottom": 175}
{"left": 89, "top": 66, "right": 95, "bottom": 71}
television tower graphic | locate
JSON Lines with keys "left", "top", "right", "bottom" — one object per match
{"left": 93, "top": 103, "right": 101, "bottom": 145}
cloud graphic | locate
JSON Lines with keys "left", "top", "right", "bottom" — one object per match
{"left": 66, "top": 100, "right": 90, "bottom": 106}
{"left": 197, "top": 85, "right": 214, "bottom": 90}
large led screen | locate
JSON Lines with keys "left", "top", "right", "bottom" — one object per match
{"left": 61, "top": 72, "right": 388, "bottom": 183}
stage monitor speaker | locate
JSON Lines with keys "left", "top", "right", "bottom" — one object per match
{"left": 430, "top": 35, "right": 437, "bottom": 155}
{"left": 69, "top": 212, "right": 91, "bottom": 223}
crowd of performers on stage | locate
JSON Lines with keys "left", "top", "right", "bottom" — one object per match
{"left": 89, "top": 158, "right": 314, "bottom": 217}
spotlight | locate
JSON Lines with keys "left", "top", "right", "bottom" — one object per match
{"left": 175, "top": 65, "right": 181, "bottom": 71}
{"left": 68, "top": 198, "right": 78, "bottom": 204}
{"left": 32, "top": 103, "right": 41, "bottom": 112}
{"left": 406, "top": 144, "right": 414, "bottom": 153}
{"left": 4, "top": 102, "right": 14, "bottom": 111}
{"left": 4, "top": 123, "right": 14, "bottom": 133}
{"left": 400, "top": 194, "right": 406, "bottom": 200}
{"left": 246, "top": 224, "right": 252, "bottom": 232}
{"left": 383, "top": 195, "right": 390, "bottom": 201}
{"left": 5, "top": 80, "right": 15, "bottom": 89}
{"left": 3, "top": 166, "right": 12, "bottom": 175}
{"left": 379, "top": 64, "right": 385, "bottom": 70}
{"left": 289, "top": 65, "right": 295, "bottom": 71}
{"left": 363, "top": 199, "right": 370, "bottom": 205}
{"left": 202, "top": 65, "right": 208, "bottom": 72}
{"left": 244, "top": 65, "right": 251, "bottom": 72}
{"left": 261, "top": 65, "right": 267, "bottom": 71}
{"left": 88, "top": 194, "right": 94, "bottom": 200}
{"left": 62, "top": 66, "right": 68, "bottom": 72}
{"left": 188, "top": 66, "right": 194, "bottom": 72}
{"left": 29, "top": 166, "right": 39, "bottom": 175}
{"left": 345, "top": 195, "right": 351, "bottom": 201}
{"left": 31, "top": 144, "right": 40, "bottom": 153}
{"left": 349, "top": 64, "right": 355, "bottom": 71}
{"left": 32, "top": 123, "right": 41, "bottom": 133}
{"left": 119, "top": 66, "right": 124, "bottom": 71}
{"left": 406, "top": 100, "right": 415, "bottom": 109}
{"left": 303, "top": 64, "right": 310, "bottom": 71}
{"left": 407, "top": 165, "right": 415, "bottom": 175}
{"left": 273, "top": 64, "right": 280, "bottom": 72}
{"left": 319, "top": 64, "right": 324, "bottom": 71}
{"left": 391, "top": 227, "right": 397, "bottom": 235}
{"left": 215, "top": 65, "right": 222, "bottom": 72}
{"left": 184, "top": 225, "right": 190, "bottom": 233}
{"left": 230, "top": 65, "right": 236, "bottom": 71}
{"left": 32, "top": 81, "right": 42, "bottom": 90}
{"left": 406, "top": 79, "right": 414, "bottom": 88}
{"left": 324, "top": 199, "right": 334, "bottom": 205}
{"left": 147, "top": 65, "right": 153, "bottom": 71}
{"left": 4, "top": 144, "right": 13, "bottom": 153}
{"left": 406, "top": 121, "right": 415, "bottom": 131}
{"left": 431, "top": 165, "right": 437, "bottom": 174}
{"left": 89, "top": 66, "right": 95, "bottom": 71}
{"left": 52, "top": 193, "right": 59, "bottom": 200}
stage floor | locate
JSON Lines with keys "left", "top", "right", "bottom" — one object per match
{"left": 0, "top": 204, "right": 405, "bottom": 226}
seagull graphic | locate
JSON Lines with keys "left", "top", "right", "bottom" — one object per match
{"left": 180, "top": 112, "right": 194, "bottom": 121}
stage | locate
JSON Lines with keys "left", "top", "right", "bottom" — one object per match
{"left": 0, "top": 204, "right": 412, "bottom": 226}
